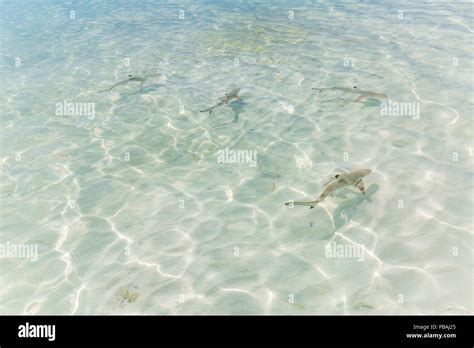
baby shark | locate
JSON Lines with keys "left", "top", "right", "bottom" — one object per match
{"left": 200, "top": 88, "right": 241, "bottom": 114}
{"left": 285, "top": 169, "right": 371, "bottom": 209}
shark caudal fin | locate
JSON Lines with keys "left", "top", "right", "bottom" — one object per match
{"left": 200, "top": 107, "right": 214, "bottom": 114}
{"left": 285, "top": 200, "right": 321, "bottom": 209}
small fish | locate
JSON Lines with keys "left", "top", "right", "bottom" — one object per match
{"left": 285, "top": 169, "right": 371, "bottom": 209}
{"left": 313, "top": 86, "right": 387, "bottom": 101}
{"left": 200, "top": 88, "right": 241, "bottom": 114}
{"left": 99, "top": 74, "right": 160, "bottom": 92}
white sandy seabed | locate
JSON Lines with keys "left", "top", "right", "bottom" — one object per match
{"left": 0, "top": 1, "right": 472, "bottom": 314}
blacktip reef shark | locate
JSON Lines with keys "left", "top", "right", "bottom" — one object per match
{"left": 200, "top": 88, "right": 241, "bottom": 114}
{"left": 99, "top": 74, "right": 161, "bottom": 92}
{"left": 313, "top": 86, "right": 387, "bottom": 102}
{"left": 285, "top": 169, "right": 371, "bottom": 209}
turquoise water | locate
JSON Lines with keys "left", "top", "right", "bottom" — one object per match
{"left": 0, "top": 0, "right": 473, "bottom": 314}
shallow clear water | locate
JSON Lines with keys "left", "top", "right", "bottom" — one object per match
{"left": 0, "top": 0, "right": 473, "bottom": 314}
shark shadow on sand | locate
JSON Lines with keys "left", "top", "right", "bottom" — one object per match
{"left": 129, "top": 83, "right": 165, "bottom": 95}
{"left": 316, "top": 183, "right": 379, "bottom": 240}
{"left": 212, "top": 99, "right": 247, "bottom": 129}
{"left": 314, "top": 86, "right": 387, "bottom": 105}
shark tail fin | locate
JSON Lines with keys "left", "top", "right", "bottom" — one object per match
{"left": 285, "top": 200, "right": 321, "bottom": 209}
{"left": 200, "top": 107, "right": 214, "bottom": 114}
